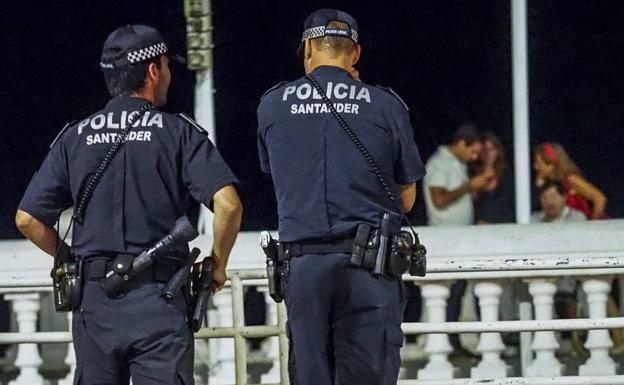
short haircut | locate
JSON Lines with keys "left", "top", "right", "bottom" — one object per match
{"left": 539, "top": 180, "right": 566, "bottom": 196}
{"left": 311, "top": 21, "right": 356, "bottom": 57}
{"left": 452, "top": 123, "right": 481, "bottom": 145}
{"left": 103, "top": 55, "right": 162, "bottom": 97}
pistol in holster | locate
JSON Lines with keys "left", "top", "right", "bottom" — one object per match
{"left": 261, "top": 231, "right": 284, "bottom": 303}
{"left": 51, "top": 244, "right": 83, "bottom": 312}
{"left": 350, "top": 212, "right": 427, "bottom": 278}
{"left": 188, "top": 257, "right": 213, "bottom": 332}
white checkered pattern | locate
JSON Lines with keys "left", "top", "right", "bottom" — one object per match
{"left": 127, "top": 42, "right": 168, "bottom": 64}
{"left": 301, "top": 26, "right": 358, "bottom": 43}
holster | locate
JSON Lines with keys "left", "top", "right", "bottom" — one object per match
{"left": 188, "top": 257, "right": 213, "bottom": 332}
{"left": 51, "top": 249, "right": 83, "bottom": 312}
{"left": 350, "top": 214, "right": 428, "bottom": 278}
{"left": 261, "top": 231, "right": 283, "bottom": 303}
{"left": 350, "top": 224, "right": 380, "bottom": 271}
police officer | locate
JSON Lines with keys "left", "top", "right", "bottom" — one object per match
{"left": 15, "top": 25, "right": 242, "bottom": 385}
{"left": 257, "top": 9, "right": 425, "bottom": 385}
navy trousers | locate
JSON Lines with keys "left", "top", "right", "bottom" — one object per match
{"left": 284, "top": 253, "right": 405, "bottom": 385}
{"left": 72, "top": 280, "right": 194, "bottom": 385}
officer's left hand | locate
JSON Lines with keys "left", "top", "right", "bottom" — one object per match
{"left": 211, "top": 267, "right": 227, "bottom": 293}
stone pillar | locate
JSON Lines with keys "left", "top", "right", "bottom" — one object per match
{"left": 208, "top": 290, "right": 235, "bottom": 384}
{"left": 6, "top": 293, "right": 44, "bottom": 385}
{"left": 579, "top": 277, "right": 616, "bottom": 375}
{"left": 471, "top": 281, "right": 507, "bottom": 378}
{"left": 417, "top": 282, "right": 454, "bottom": 380}
{"left": 524, "top": 279, "right": 562, "bottom": 376}
{"left": 58, "top": 312, "right": 76, "bottom": 385}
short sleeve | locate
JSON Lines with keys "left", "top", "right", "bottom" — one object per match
{"left": 391, "top": 106, "right": 425, "bottom": 184}
{"left": 182, "top": 124, "right": 239, "bottom": 205}
{"left": 257, "top": 100, "right": 271, "bottom": 174}
{"left": 424, "top": 161, "right": 450, "bottom": 189}
{"left": 19, "top": 142, "right": 73, "bottom": 227}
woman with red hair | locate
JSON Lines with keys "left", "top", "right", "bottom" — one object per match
{"left": 533, "top": 142, "right": 607, "bottom": 219}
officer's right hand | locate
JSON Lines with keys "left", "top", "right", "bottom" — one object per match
{"left": 211, "top": 266, "right": 227, "bottom": 293}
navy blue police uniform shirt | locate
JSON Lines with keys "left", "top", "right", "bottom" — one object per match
{"left": 257, "top": 65, "right": 425, "bottom": 242}
{"left": 19, "top": 96, "right": 238, "bottom": 258}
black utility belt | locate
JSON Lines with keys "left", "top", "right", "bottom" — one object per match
{"left": 82, "top": 256, "right": 180, "bottom": 283}
{"left": 277, "top": 237, "right": 354, "bottom": 260}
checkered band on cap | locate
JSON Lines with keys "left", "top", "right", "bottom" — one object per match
{"left": 127, "top": 42, "right": 168, "bottom": 64}
{"left": 301, "top": 26, "right": 358, "bottom": 44}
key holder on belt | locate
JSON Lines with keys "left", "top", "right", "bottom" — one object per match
{"left": 73, "top": 103, "right": 153, "bottom": 224}
{"left": 305, "top": 74, "right": 426, "bottom": 276}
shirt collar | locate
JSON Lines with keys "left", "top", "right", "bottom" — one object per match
{"left": 309, "top": 65, "right": 353, "bottom": 79}
{"left": 105, "top": 95, "right": 152, "bottom": 110}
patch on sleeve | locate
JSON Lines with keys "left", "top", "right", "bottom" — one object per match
{"left": 375, "top": 85, "right": 409, "bottom": 111}
{"left": 176, "top": 113, "right": 210, "bottom": 137}
{"left": 49, "top": 121, "right": 75, "bottom": 148}
{"left": 261, "top": 81, "right": 287, "bottom": 98}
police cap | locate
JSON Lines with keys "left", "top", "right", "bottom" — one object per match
{"left": 100, "top": 24, "right": 185, "bottom": 70}
{"left": 297, "top": 9, "right": 359, "bottom": 57}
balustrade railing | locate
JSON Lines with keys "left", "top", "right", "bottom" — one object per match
{"left": 0, "top": 221, "right": 623, "bottom": 384}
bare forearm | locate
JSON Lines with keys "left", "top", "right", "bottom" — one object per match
{"left": 210, "top": 186, "right": 242, "bottom": 270}
{"left": 591, "top": 197, "right": 607, "bottom": 219}
{"left": 15, "top": 210, "right": 60, "bottom": 258}
{"left": 430, "top": 183, "right": 471, "bottom": 209}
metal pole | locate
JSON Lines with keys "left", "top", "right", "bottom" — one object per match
{"left": 184, "top": 0, "right": 216, "bottom": 235}
{"left": 230, "top": 274, "right": 248, "bottom": 385}
{"left": 511, "top": 0, "right": 531, "bottom": 224}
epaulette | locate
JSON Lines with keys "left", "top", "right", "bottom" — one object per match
{"left": 49, "top": 121, "right": 75, "bottom": 148}
{"left": 176, "top": 113, "right": 209, "bottom": 137}
{"left": 375, "top": 85, "right": 409, "bottom": 111}
{"left": 261, "top": 81, "right": 287, "bottom": 98}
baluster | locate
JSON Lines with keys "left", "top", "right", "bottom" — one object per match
{"left": 57, "top": 312, "right": 76, "bottom": 385}
{"left": 471, "top": 281, "right": 507, "bottom": 378}
{"left": 261, "top": 296, "right": 280, "bottom": 383}
{"left": 524, "top": 279, "right": 562, "bottom": 376}
{"left": 417, "top": 282, "right": 454, "bottom": 380}
{"left": 6, "top": 293, "right": 44, "bottom": 385}
{"left": 208, "top": 289, "right": 236, "bottom": 384}
{"left": 579, "top": 276, "right": 616, "bottom": 375}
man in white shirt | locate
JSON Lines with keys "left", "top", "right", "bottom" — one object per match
{"left": 424, "top": 124, "right": 494, "bottom": 226}
{"left": 423, "top": 123, "right": 494, "bottom": 356}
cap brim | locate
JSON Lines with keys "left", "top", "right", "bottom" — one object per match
{"left": 169, "top": 53, "right": 186, "bottom": 65}
{"left": 296, "top": 42, "right": 304, "bottom": 58}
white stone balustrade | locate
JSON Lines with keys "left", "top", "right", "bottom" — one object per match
{"left": 58, "top": 312, "right": 76, "bottom": 385}
{"left": 579, "top": 276, "right": 616, "bottom": 376}
{"left": 209, "top": 289, "right": 236, "bottom": 384}
{"left": 0, "top": 222, "right": 623, "bottom": 382}
{"left": 261, "top": 297, "right": 280, "bottom": 383}
{"left": 6, "top": 293, "right": 44, "bottom": 385}
{"left": 524, "top": 278, "right": 561, "bottom": 377}
{"left": 417, "top": 282, "right": 454, "bottom": 380}
{"left": 471, "top": 281, "right": 507, "bottom": 378}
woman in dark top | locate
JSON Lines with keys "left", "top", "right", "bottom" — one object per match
{"left": 472, "top": 132, "right": 515, "bottom": 224}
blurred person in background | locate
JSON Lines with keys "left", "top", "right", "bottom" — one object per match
{"left": 423, "top": 123, "right": 493, "bottom": 358}
{"left": 472, "top": 132, "right": 515, "bottom": 224}
{"left": 533, "top": 142, "right": 607, "bottom": 219}
{"left": 530, "top": 180, "right": 587, "bottom": 223}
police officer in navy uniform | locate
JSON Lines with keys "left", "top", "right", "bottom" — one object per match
{"left": 15, "top": 25, "right": 242, "bottom": 385}
{"left": 257, "top": 9, "right": 425, "bottom": 385}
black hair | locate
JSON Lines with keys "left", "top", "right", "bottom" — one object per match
{"left": 103, "top": 55, "right": 162, "bottom": 97}
{"left": 539, "top": 180, "right": 566, "bottom": 196}
{"left": 452, "top": 122, "right": 481, "bottom": 145}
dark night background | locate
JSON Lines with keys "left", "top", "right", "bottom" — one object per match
{"left": 2, "top": 1, "right": 623, "bottom": 238}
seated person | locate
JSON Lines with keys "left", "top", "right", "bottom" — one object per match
{"left": 531, "top": 180, "right": 586, "bottom": 223}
